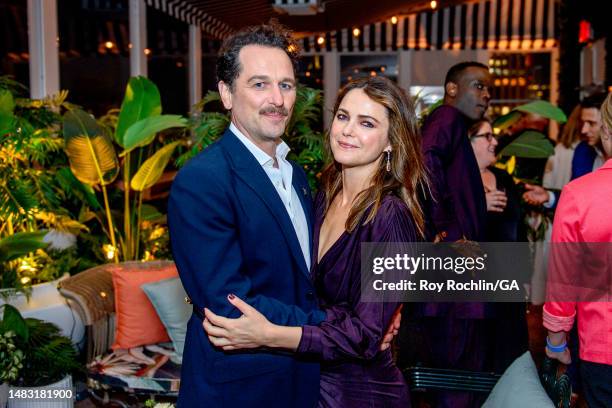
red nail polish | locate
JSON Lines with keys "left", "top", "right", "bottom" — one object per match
{"left": 228, "top": 293, "right": 235, "bottom": 300}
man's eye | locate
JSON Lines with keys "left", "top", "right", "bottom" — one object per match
{"left": 280, "top": 83, "right": 294, "bottom": 90}
{"left": 475, "top": 83, "right": 484, "bottom": 90}
{"left": 254, "top": 82, "right": 265, "bottom": 88}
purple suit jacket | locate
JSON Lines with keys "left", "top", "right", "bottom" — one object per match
{"left": 420, "top": 105, "right": 488, "bottom": 319}
{"left": 421, "top": 105, "right": 487, "bottom": 242}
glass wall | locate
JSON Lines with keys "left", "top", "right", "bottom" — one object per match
{"left": 489, "top": 52, "right": 552, "bottom": 116}
{"left": 340, "top": 54, "right": 398, "bottom": 86}
{"left": 147, "top": 7, "right": 188, "bottom": 114}
{"left": 0, "top": 0, "right": 29, "bottom": 89}
{"left": 58, "top": 0, "right": 130, "bottom": 115}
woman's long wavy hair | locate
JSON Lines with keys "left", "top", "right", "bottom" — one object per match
{"left": 319, "top": 77, "right": 428, "bottom": 237}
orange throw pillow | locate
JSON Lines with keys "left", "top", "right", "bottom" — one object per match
{"left": 110, "top": 263, "right": 178, "bottom": 350}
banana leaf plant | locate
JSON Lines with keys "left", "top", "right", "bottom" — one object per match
{"left": 493, "top": 100, "right": 567, "bottom": 179}
{"left": 63, "top": 76, "right": 187, "bottom": 261}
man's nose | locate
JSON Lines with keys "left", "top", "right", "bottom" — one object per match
{"left": 581, "top": 122, "right": 589, "bottom": 135}
{"left": 269, "top": 86, "right": 284, "bottom": 106}
{"left": 482, "top": 88, "right": 491, "bottom": 102}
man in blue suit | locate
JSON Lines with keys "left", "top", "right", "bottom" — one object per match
{"left": 167, "top": 24, "right": 323, "bottom": 407}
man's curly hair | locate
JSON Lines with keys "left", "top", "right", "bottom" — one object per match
{"left": 216, "top": 22, "right": 300, "bottom": 91}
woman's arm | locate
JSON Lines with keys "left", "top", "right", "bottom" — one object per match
{"left": 203, "top": 295, "right": 303, "bottom": 351}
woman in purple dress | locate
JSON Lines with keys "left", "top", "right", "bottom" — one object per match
{"left": 204, "top": 77, "right": 428, "bottom": 407}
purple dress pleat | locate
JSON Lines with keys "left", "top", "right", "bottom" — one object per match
{"left": 297, "top": 193, "right": 415, "bottom": 408}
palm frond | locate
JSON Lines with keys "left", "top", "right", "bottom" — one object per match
{"left": 0, "top": 179, "right": 39, "bottom": 222}
{"left": 176, "top": 112, "right": 229, "bottom": 167}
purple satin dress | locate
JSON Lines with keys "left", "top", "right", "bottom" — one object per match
{"left": 297, "top": 193, "right": 415, "bottom": 408}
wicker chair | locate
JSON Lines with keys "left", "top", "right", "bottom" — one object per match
{"left": 57, "top": 260, "right": 175, "bottom": 364}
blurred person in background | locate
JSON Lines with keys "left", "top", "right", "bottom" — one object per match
{"left": 468, "top": 119, "right": 529, "bottom": 374}
{"left": 543, "top": 92, "right": 612, "bottom": 408}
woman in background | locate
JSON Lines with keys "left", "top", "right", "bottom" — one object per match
{"left": 469, "top": 119, "right": 529, "bottom": 373}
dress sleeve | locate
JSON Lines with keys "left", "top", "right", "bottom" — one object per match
{"left": 297, "top": 197, "right": 418, "bottom": 362}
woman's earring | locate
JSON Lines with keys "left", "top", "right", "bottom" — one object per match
{"left": 385, "top": 150, "right": 392, "bottom": 172}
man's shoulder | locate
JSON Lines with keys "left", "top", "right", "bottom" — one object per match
{"left": 422, "top": 105, "right": 465, "bottom": 132}
{"left": 173, "top": 137, "right": 230, "bottom": 187}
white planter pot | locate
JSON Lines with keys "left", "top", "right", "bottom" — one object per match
{"left": 7, "top": 375, "right": 73, "bottom": 408}
{"left": 1, "top": 382, "right": 8, "bottom": 408}
{"left": 0, "top": 275, "right": 84, "bottom": 346}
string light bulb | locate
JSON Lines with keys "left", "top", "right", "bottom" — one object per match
{"left": 390, "top": 16, "right": 398, "bottom": 25}
{"left": 102, "top": 244, "right": 116, "bottom": 260}
{"left": 317, "top": 36, "right": 325, "bottom": 45}
{"left": 352, "top": 28, "right": 361, "bottom": 37}
{"left": 430, "top": 0, "right": 437, "bottom": 9}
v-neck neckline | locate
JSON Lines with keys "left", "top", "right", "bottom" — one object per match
{"left": 316, "top": 228, "right": 348, "bottom": 266}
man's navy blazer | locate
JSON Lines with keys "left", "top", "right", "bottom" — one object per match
{"left": 168, "top": 129, "right": 324, "bottom": 407}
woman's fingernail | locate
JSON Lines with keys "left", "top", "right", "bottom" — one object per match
{"left": 228, "top": 293, "right": 235, "bottom": 300}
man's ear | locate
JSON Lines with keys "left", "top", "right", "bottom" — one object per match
{"left": 445, "top": 82, "right": 458, "bottom": 99}
{"left": 218, "top": 81, "right": 233, "bottom": 110}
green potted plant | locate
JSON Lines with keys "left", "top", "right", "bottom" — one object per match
{"left": 1, "top": 78, "right": 99, "bottom": 287}
{"left": 62, "top": 76, "right": 188, "bottom": 262}
{"left": 0, "top": 303, "right": 80, "bottom": 408}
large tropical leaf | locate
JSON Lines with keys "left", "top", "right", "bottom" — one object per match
{"left": 498, "top": 130, "right": 555, "bottom": 158}
{"left": 121, "top": 115, "right": 187, "bottom": 153}
{"left": 0, "top": 89, "right": 15, "bottom": 135}
{"left": 140, "top": 204, "right": 164, "bottom": 222}
{"left": 0, "top": 304, "right": 29, "bottom": 342}
{"left": 493, "top": 110, "right": 522, "bottom": 131}
{"left": 0, "top": 231, "right": 48, "bottom": 263}
{"left": 63, "top": 109, "right": 119, "bottom": 186}
{"left": 115, "top": 76, "right": 162, "bottom": 147}
{"left": 131, "top": 140, "right": 183, "bottom": 191}
{"left": 514, "top": 100, "right": 567, "bottom": 123}
{"left": 55, "top": 167, "right": 102, "bottom": 210}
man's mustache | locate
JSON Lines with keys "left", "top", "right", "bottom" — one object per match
{"left": 260, "top": 107, "right": 289, "bottom": 116}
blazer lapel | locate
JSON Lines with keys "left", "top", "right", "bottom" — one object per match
{"left": 220, "top": 131, "right": 310, "bottom": 278}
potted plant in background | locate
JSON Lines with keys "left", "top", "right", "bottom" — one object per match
{"left": 0, "top": 303, "right": 80, "bottom": 408}
{"left": 0, "top": 330, "right": 24, "bottom": 407}
{"left": 62, "top": 76, "right": 188, "bottom": 262}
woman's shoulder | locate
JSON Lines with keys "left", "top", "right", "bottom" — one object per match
{"left": 370, "top": 194, "right": 419, "bottom": 241}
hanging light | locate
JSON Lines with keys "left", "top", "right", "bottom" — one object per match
{"left": 104, "top": 41, "right": 114, "bottom": 49}
{"left": 352, "top": 28, "right": 361, "bottom": 37}
{"left": 390, "top": 16, "right": 398, "bottom": 25}
{"left": 144, "top": 48, "right": 151, "bottom": 55}
{"left": 430, "top": 0, "right": 437, "bottom": 9}
{"left": 317, "top": 36, "right": 325, "bottom": 45}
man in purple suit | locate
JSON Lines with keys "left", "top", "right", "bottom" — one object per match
{"left": 422, "top": 61, "right": 491, "bottom": 243}
{"left": 409, "top": 61, "right": 492, "bottom": 408}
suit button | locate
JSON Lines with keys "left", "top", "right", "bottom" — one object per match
{"left": 306, "top": 291, "right": 315, "bottom": 300}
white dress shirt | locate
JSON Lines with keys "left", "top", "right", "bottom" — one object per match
{"left": 230, "top": 123, "right": 311, "bottom": 269}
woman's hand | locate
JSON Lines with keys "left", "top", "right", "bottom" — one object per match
{"left": 203, "top": 294, "right": 272, "bottom": 351}
{"left": 485, "top": 189, "right": 507, "bottom": 212}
